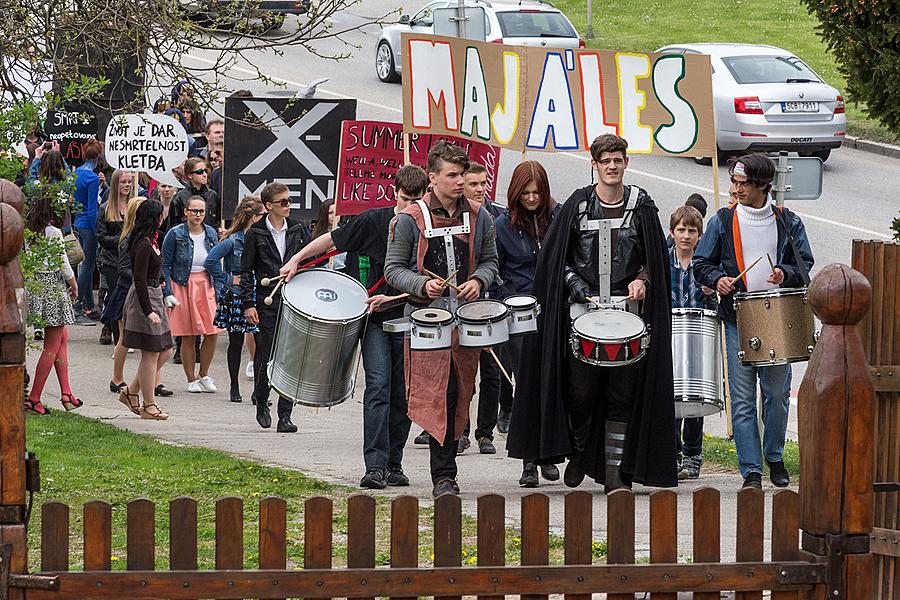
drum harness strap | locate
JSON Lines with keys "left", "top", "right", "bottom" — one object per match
{"left": 416, "top": 199, "right": 471, "bottom": 313}
{"left": 577, "top": 186, "right": 640, "bottom": 304}
{"left": 772, "top": 207, "right": 811, "bottom": 286}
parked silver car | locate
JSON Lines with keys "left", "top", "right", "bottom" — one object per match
{"left": 656, "top": 43, "right": 845, "bottom": 162}
{"left": 376, "top": 0, "right": 583, "bottom": 83}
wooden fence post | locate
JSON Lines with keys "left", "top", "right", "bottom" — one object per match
{"left": 798, "top": 263, "right": 875, "bottom": 599}
{"left": 0, "top": 181, "right": 28, "bottom": 600}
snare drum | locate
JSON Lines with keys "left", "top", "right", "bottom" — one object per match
{"left": 672, "top": 308, "right": 724, "bottom": 418}
{"left": 456, "top": 300, "right": 510, "bottom": 348}
{"left": 570, "top": 309, "right": 649, "bottom": 367}
{"left": 734, "top": 287, "right": 817, "bottom": 366}
{"left": 504, "top": 295, "right": 540, "bottom": 336}
{"left": 409, "top": 308, "right": 455, "bottom": 351}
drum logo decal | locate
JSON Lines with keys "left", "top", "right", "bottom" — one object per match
{"left": 315, "top": 288, "right": 338, "bottom": 302}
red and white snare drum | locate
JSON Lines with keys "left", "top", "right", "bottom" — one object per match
{"left": 569, "top": 309, "right": 649, "bottom": 367}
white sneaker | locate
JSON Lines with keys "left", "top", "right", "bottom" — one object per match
{"left": 186, "top": 379, "right": 205, "bottom": 393}
{"left": 245, "top": 361, "right": 254, "bottom": 380}
{"left": 198, "top": 375, "right": 217, "bottom": 393}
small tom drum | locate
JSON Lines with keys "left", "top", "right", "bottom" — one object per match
{"left": 409, "top": 308, "right": 455, "bottom": 351}
{"left": 570, "top": 309, "right": 649, "bottom": 367}
{"left": 504, "top": 295, "right": 540, "bottom": 336}
{"left": 456, "top": 300, "right": 510, "bottom": 348}
{"left": 734, "top": 287, "right": 817, "bottom": 366}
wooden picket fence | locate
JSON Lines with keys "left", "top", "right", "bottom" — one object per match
{"left": 28, "top": 489, "right": 824, "bottom": 599}
{"left": 853, "top": 240, "right": 900, "bottom": 599}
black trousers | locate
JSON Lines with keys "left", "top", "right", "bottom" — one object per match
{"left": 253, "top": 307, "right": 293, "bottom": 421}
{"left": 463, "top": 349, "right": 503, "bottom": 440}
{"left": 429, "top": 361, "right": 459, "bottom": 483}
{"left": 676, "top": 417, "right": 704, "bottom": 457}
{"left": 566, "top": 352, "right": 639, "bottom": 429}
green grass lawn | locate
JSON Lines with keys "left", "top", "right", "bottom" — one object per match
{"left": 702, "top": 434, "right": 800, "bottom": 479}
{"left": 553, "top": 0, "right": 898, "bottom": 144}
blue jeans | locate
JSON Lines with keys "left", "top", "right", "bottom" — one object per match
{"left": 75, "top": 227, "right": 97, "bottom": 313}
{"left": 360, "top": 324, "right": 409, "bottom": 471}
{"left": 724, "top": 319, "right": 792, "bottom": 477}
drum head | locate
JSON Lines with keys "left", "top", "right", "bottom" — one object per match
{"left": 504, "top": 295, "right": 537, "bottom": 309}
{"left": 282, "top": 268, "right": 368, "bottom": 321}
{"left": 574, "top": 310, "right": 644, "bottom": 340}
{"left": 456, "top": 300, "right": 509, "bottom": 323}
{"left": 411, "top": 308, "right": 454, "bottom": 326}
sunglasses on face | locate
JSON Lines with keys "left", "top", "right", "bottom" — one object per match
{"left": 255, "top": 212, "right": 267, "bottom": 217}
{"left": 191, "top": 169, "right": 208, "bottom": 175}
{"left": 269, "top": 200, "right": 291, "bottom": 207}
{"left": 186, "top": 208, "right": 206, "bottom": 215}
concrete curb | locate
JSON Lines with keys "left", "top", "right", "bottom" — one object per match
{"left": 842, "top": 135, "right": 900, "bottom": 159}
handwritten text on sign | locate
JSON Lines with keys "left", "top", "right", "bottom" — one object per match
{"left": 335, "top": 120, "right": 500, "bottom": 216}
{"left": 402, "top": 34, "right": 715, "bottom": 156}
{"left": 105, "top": 114, "right": 189, "bottom": 187}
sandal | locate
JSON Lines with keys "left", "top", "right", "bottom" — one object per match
{"left": 140, "top": 404, "right": 169, "bottom": 421}
{"left": 109, "top": 380, "right": 126, "bottom": 394}
{"left": 24, "top": 398, "right": 50, "bottom": 415}
{"left": 118, "top": 386, "right": 141, "bottom": 415}
{"left": 60, "top": 393, "right": 83, "bottom": 411}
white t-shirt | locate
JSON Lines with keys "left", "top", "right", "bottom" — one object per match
{"left": 736, "top": 201, "right": 778, "bottom": 292}
{"left": 190, "top": 231, "right": 208, "bottom": 273}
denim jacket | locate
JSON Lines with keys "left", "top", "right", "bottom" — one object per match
{"left": 161, "top": 223, "right": 219, "bottom": 296}
{"left": 203, "top": 230, "right": 245, "bottom": 297}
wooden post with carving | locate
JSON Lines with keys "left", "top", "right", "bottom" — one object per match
{"left": 798, "top": 263, "right": 875, "bottom": 599}
{"left": 0, "top": 180, "right": 28, "bottom": 600}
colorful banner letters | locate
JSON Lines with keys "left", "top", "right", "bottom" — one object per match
{"left": 335, "top": 120, "right": 500, "bottom": 216}
{"left": 402, "top": 34, "right": 715, "bottom": 157}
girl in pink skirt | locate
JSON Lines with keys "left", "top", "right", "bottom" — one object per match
{"left": 161, "top": 195, "right": 222, "bottom": 393}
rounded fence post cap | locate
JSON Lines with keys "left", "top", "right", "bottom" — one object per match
{"left": 0, "top": 179, "right": 25, "bottom": 215}
{"left": 809, "top": 263, "right": 871, "bottom": 325}
{"left": 0, "top": 203, "right": 24, "bottom": 265}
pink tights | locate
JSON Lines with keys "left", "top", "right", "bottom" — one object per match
{"left": 29, "top": 326, "right": 72, "bottom": 402}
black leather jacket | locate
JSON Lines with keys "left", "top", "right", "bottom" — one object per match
{"left": 563, "top": 184, "right": 649, "bottom": 297}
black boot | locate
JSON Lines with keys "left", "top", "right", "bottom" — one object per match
{"left": 564, "top": 416, "right": 593, "bottom": 488}
{"left": 604, "top": 420, "right": 629, "bottom": 494}
{"left": 519, "top": 461, "right": 539, "bottom": 487}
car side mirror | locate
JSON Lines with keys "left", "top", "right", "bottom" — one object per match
{"left": 399, "top": 14, "right": 410, "bottom": 24}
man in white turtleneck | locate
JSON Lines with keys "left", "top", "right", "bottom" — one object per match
{"left": 693, "top": 154, "right": 814, "bottom": 491}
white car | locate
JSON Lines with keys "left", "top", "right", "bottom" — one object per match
{"left": 376, "top": 0, "right": 583, "bottom": 83}
{"left": 656, "top": 43, "right": 845, "bottom": 162}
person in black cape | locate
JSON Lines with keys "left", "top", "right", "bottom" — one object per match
{"left": 507, "top": 134, "right": 677, "bottom": 491}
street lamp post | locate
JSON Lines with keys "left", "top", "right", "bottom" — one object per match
{"left": 586, "top": 0, "right": 595, "bottom": 39}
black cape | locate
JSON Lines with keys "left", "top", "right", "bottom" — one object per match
{"left": 507, "top": 184, "right": 677, "bottom": 488}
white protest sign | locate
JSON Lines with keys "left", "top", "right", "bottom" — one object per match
{"left": 105, "top": 114, "right": 189, "bottom": 187}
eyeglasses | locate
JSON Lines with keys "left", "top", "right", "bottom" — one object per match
{"left": 255, "top": 212, "right": 267, "bottom": 217}
{"left": 269, "top": 200, "right": 292, "bottom": 207}
{"left": 191, "top": 169, "right": 208, "bottom": 175}
{"left": 186, "top": 208, "right": 206, "bottom": 215}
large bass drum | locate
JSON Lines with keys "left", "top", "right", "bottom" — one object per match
{"left": 268, "top": 269, "right": 368, "bottom": 407}
{"left": 672, "top": 308, "right": 724, "bottom": 418}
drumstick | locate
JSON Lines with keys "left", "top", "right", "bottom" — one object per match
{"left": 733, "top": 256, "right": 763, "bottom": 284}
{"left": 487, "top": 347, "right": 514, "bottom": 387}
{"left": 263, "top": 278, "right": 285, "bottom": 306}
{"left": 766, "top": 253, "right": 776, "bottom": 275}
{"left": 422, "top": 268, "right": 463, "bottom": 293}
{"left": 261, "top": 274, "right": 286, "bottom": 287}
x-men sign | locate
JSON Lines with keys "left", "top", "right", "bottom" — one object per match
{"left": 401, "top": 34, "right": 715, "bottom": 156}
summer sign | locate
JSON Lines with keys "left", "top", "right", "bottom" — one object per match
{"left": 401, "top": 34, "right": 715, "bottom": 156}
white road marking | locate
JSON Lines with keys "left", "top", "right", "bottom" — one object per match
{"left": 185, "top": 53, "right": 891, "bottom": 239}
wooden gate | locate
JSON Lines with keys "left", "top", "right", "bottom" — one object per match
{"left": 0, "top": 181, "right": 883, "bottom": 598}
{"left": 853, "top": 240, "right": 900, "bottom": 599}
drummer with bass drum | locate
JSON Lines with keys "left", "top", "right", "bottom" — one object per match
{"left": 507, "top": 133, "right": 677, "bottom": 493}
{"left": 383, "top": 141, "right": 499, "bottom": 498}
{"left": 279, "top": 165, "right": 429, "bottom": 490}
{"left": 693, "top": 153, "right": 814, "bottom": 490}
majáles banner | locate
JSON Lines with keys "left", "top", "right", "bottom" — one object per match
{"left": 401, "top": 33, "right": 715, "bottom": 157}
{"left": 335, "top": 120, "right": 500, "bottom": 216}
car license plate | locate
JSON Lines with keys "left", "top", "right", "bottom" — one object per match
{"left": 782, "top": 101, "right": 819, "bottom": 113}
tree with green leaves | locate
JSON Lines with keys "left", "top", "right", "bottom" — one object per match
{"left": 802, "top": 0, "right": 900, "bottom": 134}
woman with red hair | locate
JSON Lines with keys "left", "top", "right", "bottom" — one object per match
{"left": 495, "top": 160, "right": 561, "bottom": 488}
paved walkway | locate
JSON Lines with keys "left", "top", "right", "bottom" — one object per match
{"left": 29, "top": 325, "right": 801, "bottom": 563}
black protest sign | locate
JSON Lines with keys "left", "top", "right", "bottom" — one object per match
{"left": 43, "top": 106, "right": 99, "bottom": 166}
{"left": 223, "top": 96, "right": 356, "bottom": 221}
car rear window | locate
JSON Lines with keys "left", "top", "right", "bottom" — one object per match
{"left": 495, "top": 10, "right": 576, "bottom": 38}
{"left": 722, "top": 55, "right": 822, "bottom": 84}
